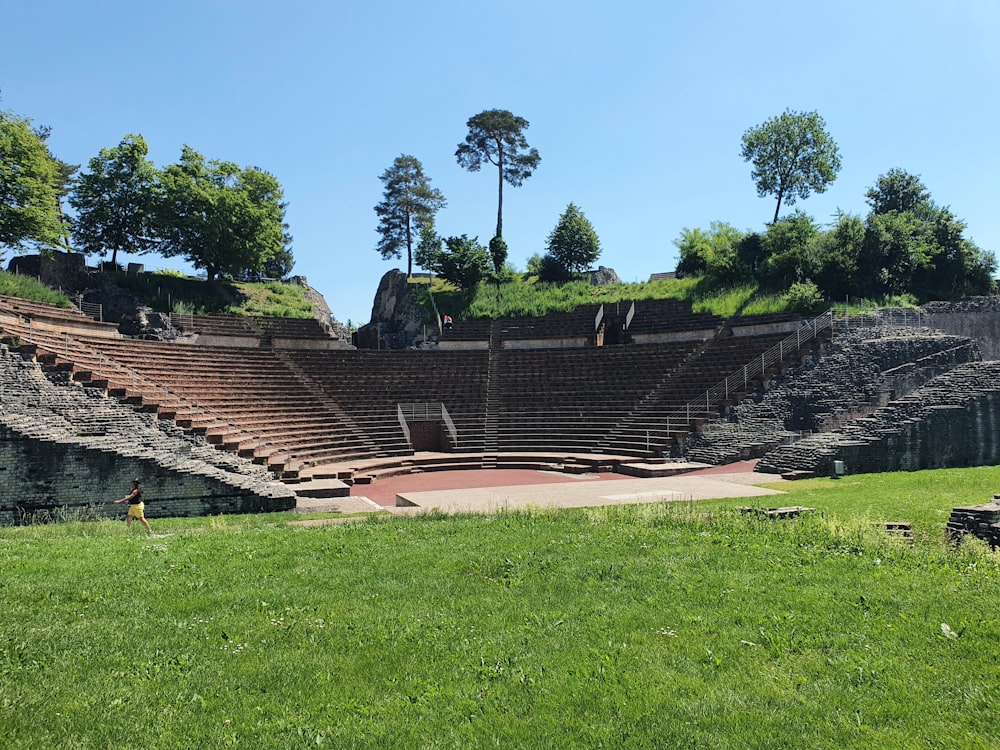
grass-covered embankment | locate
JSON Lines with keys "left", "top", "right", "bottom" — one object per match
{"left": 109, "top": 270, "right": 315, "bottom": 318}
{"left": 0, "top": 269, "right": 73, "bottom": 307}
{"left": 422, "top": 275, "right": 805, "bottom": 322}
{"left": 2, "top": 466, "right": 999, "bottom": 748}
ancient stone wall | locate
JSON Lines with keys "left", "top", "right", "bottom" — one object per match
{"left": 357, "top": 269, "right": 428, "bottom": 350}
{"left": 832, "top": 396, "right": 1000, "bottom": 475}
{"left": 0, "top": 345, "right": 294, "bottom": 524}
{"left": 921, "top": 297, "right": 1000, "bottom": 360}
{"left": 757, "top": 361, "right": 1000, "bottom": 476}
{"left": 687, "top": 328, "right": 980, "bottom": 466}
{"left": 0, "top": 425, "right": 293, "bottom": 524}
{"left": 6, "top": 252, "right": 88, "bottom": 291}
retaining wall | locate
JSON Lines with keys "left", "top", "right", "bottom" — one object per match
{"left": 0, "top": 423, "right": 295, "bottom": 524}
{"left": 921, "top": 297, "right": 1000, "bottom": 360}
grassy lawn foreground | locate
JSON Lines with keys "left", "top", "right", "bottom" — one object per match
{"left": 2, "top": 467, "right": 999, "bottom": 749}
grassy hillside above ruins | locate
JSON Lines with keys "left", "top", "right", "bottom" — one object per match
{"left": 0, "top": 268, "right": 316, "bottom": 319}
{"left": 109, "top": 270, "right": 315, "bottom": 318}
{"left": 415, "top": 273, "right": 915, "bottom": 322}
{"left": 0, "top": 270, "right": 74, "bottom": 308}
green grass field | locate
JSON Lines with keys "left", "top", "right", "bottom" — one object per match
{"left": 2, "top": 467, "right": 999, "bottom": 748}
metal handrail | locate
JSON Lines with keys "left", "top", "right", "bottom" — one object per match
{"left": 397, "top": 401, "right": 458, "bottom": 447}
{"left": 660, "top": 309, "right": 834, "bottom": 437}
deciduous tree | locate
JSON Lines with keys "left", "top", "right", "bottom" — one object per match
{"left": 374, "top": 155, "right": 445, "bottom": 277}
{"left": 674, "top": 221, "right": 747, "bottom": 284}
{"left": 70, "top": 134, "right": 158, "bottom": 265}
{"left": 154, "top": 146, "right": 287, "bottom": 282}
{"left": 865, "top": 168, "right": 932, "bottom": 216}
{"left": 741, "top": 109, "right": 842, "bottom": 224}
{"left": 857, "top": 171, "right": 996, "bottom": 300}
{"left": 0, "top": 107, "right": 65, "bottom": 252}
{"left": 418, "top": 234, "right": 489, "bottom": 293}
{"left": 759, "top": 211, "right": 820, "bottom": 288}
{"left": 456, "top": 109, "right": 540, "bottom": 239}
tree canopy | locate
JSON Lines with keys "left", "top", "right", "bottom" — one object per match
{"left": 544, "top": 202, "right": 601, "bottom": 277}
{"left": 154, "top": 146, "right": 288, "bottom": 282}
{"left": 69, "top": 134, "right": 158, "bottom": 265}
{"left": 416, "top": 234, "right": 489, "bottom": 293}
{"left": 674, "top": 221, "right": 749, "bottom": 285}
{"left": 675, "top": 168, "right": 996, "bottom": 304}
{"left": 865, "top": 167, "right": 933, "bottom": 216}
{"left": 0, "top": 107, "right": 66, "bottom": 253}
{"left": 741, "top": 109, "right": 842, "bottom": 224}
{"left": 455, "top": 109, "right": 540, "bottom": 239}
{"left": 374, "top": 154, "right": 445, "bottom": 277}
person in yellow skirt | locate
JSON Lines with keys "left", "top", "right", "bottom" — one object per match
{"left": 113, "top": 479, "right": 152, "bottom": 534}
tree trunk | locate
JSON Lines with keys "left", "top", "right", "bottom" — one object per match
{"left": 405, "top": 210, "right": 413, "bottom": 278}
{"left": 772, "top": 189, "right": 784, "bottom": 224}
{"left": 496, "top": 148, "right": 504, "bottom": 239}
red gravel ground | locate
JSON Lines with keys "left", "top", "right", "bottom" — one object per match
{"left": 353, "top": 461, "right": 759, "bottom": 507}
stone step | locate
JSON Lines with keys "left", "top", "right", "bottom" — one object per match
{"left": 291, "top": 478, "right": 351, "bottom": 499}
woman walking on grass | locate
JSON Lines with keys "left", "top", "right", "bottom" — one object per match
{"left": 113, "top": 479, "right": 152, "bottom": 534}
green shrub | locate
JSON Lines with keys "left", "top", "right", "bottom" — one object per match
{"left": 783, "top": 279, "right": 824, "bottom": 314}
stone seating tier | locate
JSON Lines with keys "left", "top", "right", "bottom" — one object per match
{"left": 1, "top": 293, "right": 823, "bottom": 475}
{"left": 0, "top": 294, "right": 91, "bottom": 323}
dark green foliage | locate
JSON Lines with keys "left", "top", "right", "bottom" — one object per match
{"left": 69, "top": 134, "right": 158, "bottom": 266}
{"left": 680, "top": 167, "right": 996, "bottom": 306}
{"left": 758, "top": 211, "right": 820, "bottom": 288}
{"left": 525, "top": 252, "right": 544, "bottom": 276}
{"left": 865, "top": 167, "right": 932, "bottom": 215}
{"left": 456, "top": 109, "right": 540, "bottom": 238}
{"left": 741, "top": 109, "right": 842, "bottom": 223}
{"left": 809, "top": 213, "right": 864, "bottom": 300}
{"left": 374, "top": 154, "right": 445, "bottom": 277}
{"left": 0, "top": 107, "right": 66, "bottom": 251}
{"left": 536, "top": 252, "right": 572, "bottom": 283}
{"left": 261, "top": 245, "right": 294, "bottom": 280}
{"left": 545, "top": 202, "right": 601, "bottom": 276}
{"left": 419, "top": 234, "right": 489, "bottom": 293}
{"left": 674, "top": 221, "right": 749, "bottom": 285}
{"left": 414, "top": 223, "right": 442, "bottom": 276}
{"left": 488, "top": 235, "right": 508, "bottom": 278}
{"left": 783, "top": 278, "right": 824, "bottom": 313}
{"left": 153, "top": 146, "right": 288, "bottom": 282}
{"left": 857, "top": 171, "right": 995, "bottom": 300}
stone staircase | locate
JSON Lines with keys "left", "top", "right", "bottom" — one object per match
{"left": 757, "top": 360, "right": 1000, "bottom": 476}
{"left": 481, "top": 323, "right": 500, "bottom": 469}
{"left": 0, "top": 344, "right": 295, "bottom": 516}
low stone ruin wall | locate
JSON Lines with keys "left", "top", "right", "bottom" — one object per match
{"left": 687, "top": 328, "right": 979, "bottom": 466}
{"left": 833, "top": 394, "right": 1000, "bottom": 475}
{"left": 946, "top": 501, "right": 1000, "bottom": 548}
{"left": 921, "top": 297, "right": 1000, "bottom": 360}
{"left": 0, "top": 424, "right": 295, "bottom": 524}
{"left": 0, "top": 345, "right": 295, "bottom": 525}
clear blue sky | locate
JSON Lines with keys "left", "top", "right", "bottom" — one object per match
{"left": 4, "top": 0, "right": 998, "bottom": 324}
